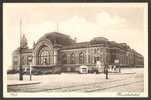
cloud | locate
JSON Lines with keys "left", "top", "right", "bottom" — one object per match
{"left": 61, "top": 16, "right": 98, "bottom": 42}
{"left": 59, "top": 13, "right": 130, "bottom": 43}
{"left": 25, "top": 21, "right": 59, "bottom": 48}
{"left": 96, "top": 11, "right": 127, "bottom": 29}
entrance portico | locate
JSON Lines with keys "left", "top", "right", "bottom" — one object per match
{"left": 33, "top": 39, "right": 58, "bottom": 66}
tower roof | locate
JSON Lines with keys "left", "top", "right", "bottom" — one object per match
{"left": 90, "top": 37, "right": 109, "bottom": 44}
{"left": 38, "top": 32, "right": 75, "bottom": 46}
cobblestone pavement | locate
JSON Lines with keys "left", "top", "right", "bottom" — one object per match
{"left": 7, "top": 68, "right": 144, "bottom": 92}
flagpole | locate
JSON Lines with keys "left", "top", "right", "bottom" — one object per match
{"left": 19, "top": 19, "right": 23, "bottom": 80}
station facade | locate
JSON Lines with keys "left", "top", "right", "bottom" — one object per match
{"left": 12, "top": 32, "right": 144, "bottom": 71}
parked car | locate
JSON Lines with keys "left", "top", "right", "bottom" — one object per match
{"left": 88, "top": 67, "right": 98, "bottom": 73}
{"left": 79, "top": 65, "right": 88, "bottom": 74}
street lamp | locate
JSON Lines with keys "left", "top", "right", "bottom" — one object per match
{"left": 29, "top": 63, "right": 32, "bottom": 81}
{"left": 19, "top": 48, "right": 23, "bottom": 80}
{"left": 19, "top": 19, "right": 23, "bottom": 81}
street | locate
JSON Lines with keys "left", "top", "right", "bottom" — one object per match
{"left": 7, "top": 68, "right": 144, "bottom": 92}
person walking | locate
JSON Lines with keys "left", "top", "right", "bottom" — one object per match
{"left": 104, "top": 64, "right": 109, "bottom": 79}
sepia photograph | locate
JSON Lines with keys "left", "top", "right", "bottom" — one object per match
{"left": 3, "top": 3, "right": 148, "bottom": 97}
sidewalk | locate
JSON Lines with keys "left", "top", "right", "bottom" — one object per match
{"left": 109, "top": 72, "right": 136, "bottom": 75}
{"left": 7, "top": 80, "right": 40, "bottom": 86}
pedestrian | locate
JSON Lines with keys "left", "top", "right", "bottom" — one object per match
{"left": 104, "top": 64, "right": 109, "bottom": 79}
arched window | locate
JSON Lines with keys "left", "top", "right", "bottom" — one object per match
{"left": 62, "top": 53, "right": 67, "bottom": 64}
{"left": 79, "top": 52, "right": 84, "bottom": 64}
{"left": 38, "top": 46, "right": 50, "bottom": 65}
{"left": 70, "top": 53, "right": 75, "bottom": 64}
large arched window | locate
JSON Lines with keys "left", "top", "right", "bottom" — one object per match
{"left": 38, "top": 46, "right": 50, "bottom": 65}
{"left": 79, "top": 52, "right": 84, "bottom": 64}
{"left": 70, "top": 53, "right": 75, "bottom": 64}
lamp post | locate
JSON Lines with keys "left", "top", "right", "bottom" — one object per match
{"left": 29, "top": 63, "right": 32, "bottom": 81}
{"left": 19, "top": 49, "right": 23, "bottom": 80}
{"left": 103, "top": 52, "right": 108, "bottom": 79}
{"left": 19, "top": 19, "right": 23, "bottom": 81}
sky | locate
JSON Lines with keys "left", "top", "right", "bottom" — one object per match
{"left": 3, "top": 3, "right": 148, "bottom": 69}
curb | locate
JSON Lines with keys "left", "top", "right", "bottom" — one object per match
{"left": 8, "top": 82, "right": 40, "bottom": 86}
{"left": 122, "top": 72, "right": 136, "bottom": 74}
{"left": 109, "top": 72, "right": 136, "bottom": 75}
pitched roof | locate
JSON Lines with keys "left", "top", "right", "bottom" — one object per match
{"left": 61, "top": 42, "right": 89, "bottom": 49}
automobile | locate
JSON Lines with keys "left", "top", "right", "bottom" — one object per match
{"left": 88, "top": 67, "right": 98, "bottom": 73}
{"left": 79, "top": 65, "right": 88, "bottom": 74}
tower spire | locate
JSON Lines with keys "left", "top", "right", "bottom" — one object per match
{"left": 20, "top": 18, "right": 28, "bottom": 49}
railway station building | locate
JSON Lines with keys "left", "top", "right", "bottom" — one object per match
{"left": 12, "top": 32, "right": 144, "bottom": 72}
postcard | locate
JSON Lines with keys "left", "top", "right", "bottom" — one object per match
{"left": 3, "top": 3, "right": 148, "bottom": 98}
